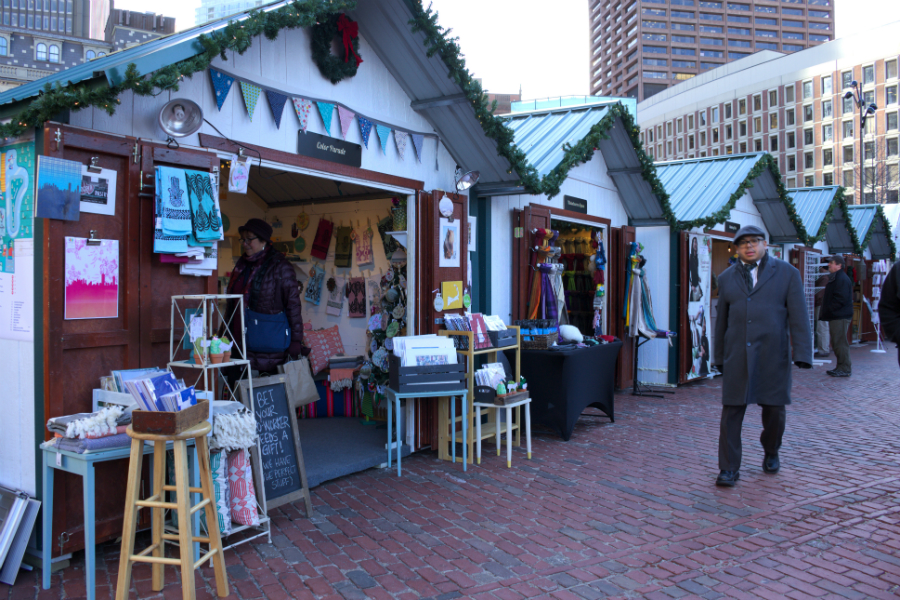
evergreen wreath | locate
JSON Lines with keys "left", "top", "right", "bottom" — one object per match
{"left": 311, "top": 13, "right": 363, "bottom": 84}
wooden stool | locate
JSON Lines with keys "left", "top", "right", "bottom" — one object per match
{"left": 115, "top": 422, "right": 228, "bottom": 600}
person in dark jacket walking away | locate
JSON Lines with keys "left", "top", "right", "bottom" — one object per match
{"left": 878, "top": 259, "right": 900, "bottom": 369}
{"left": 226, "top": 218, "right": 305, "bottom": 373}
{"left": 819, "top": 255, "right": 854, "bottom": 377}
{"left": 712, "top": 225, "right": 812, "bottom": 487}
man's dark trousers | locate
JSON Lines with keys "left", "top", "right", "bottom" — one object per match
{"left": 719, "top": 404, "right": 786, "bottom": 470}
{"left": 829, "top": 319, "right": 851, "bottom": 373}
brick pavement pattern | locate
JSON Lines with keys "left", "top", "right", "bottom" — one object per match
{"left": 7, "top": 345, "right": 900, "bottom": 599}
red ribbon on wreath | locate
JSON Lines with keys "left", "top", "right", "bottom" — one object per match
{"left": 337, "top": 14, "right": 363, "bottom": 68}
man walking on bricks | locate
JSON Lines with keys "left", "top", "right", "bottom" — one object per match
{"left": 712, "top": 225, "right": 812, "bottom": 487}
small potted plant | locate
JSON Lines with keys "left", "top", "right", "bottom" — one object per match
{"left": 208, "top": 337, "right": 224, "bottom": 364}
{"left": 391, "top": 196, "right": 407, "bottom": 231}
{"left": 220, "top": 336, "right": 233, "bottom": 362}
{"left": 192, "top": 338, "right": 206, "bottom": 365}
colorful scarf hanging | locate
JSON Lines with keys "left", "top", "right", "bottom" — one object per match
{"left": 326, "top": 276, "right": 345, "bottom": 316}
{"left": 153, "top": 181, "right": 188, "bottom": 254}
{"left": 156, "top": 167, "right": 192, "bottom": 237}
{"left": 347, "top": 277, "right": 366, "bottom": 318}
{"left": 311, "top": 218, "right": 334, "bottom": 260}
{"left": 304, "top": 264, "right": 325, "bottom": 305}
{"left": 334, "top": 226, "right": 352, "bottom": 268}
{"left": 184, "top": 170, "right": 222, "bottom": 243}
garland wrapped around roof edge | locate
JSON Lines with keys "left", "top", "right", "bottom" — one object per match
{"left": 856, "top": 203, "right": 897, "bottom": 260}
{"left": 809, "top": 186, "right": 848, "bottom": 246}
{"left": 0, "top": 0, "right": 357, "bottom": 140}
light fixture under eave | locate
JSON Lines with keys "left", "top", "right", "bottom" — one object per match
{"left": 455, "top": 169, "right": 481, "bottom": 193}
{"left": 158, "top": 98, "right": 203, "bottom": 149}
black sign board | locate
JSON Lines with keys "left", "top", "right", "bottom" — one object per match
{"left": 725, "top": 221, "right": 740, "bottom": 234}
{"left": 239, "top": 375, "right": 311, "bottom": 511}
{"left": 564, "top": 195, "right": 588, "bottom": 214}
{"left": 297, "top": 131, "right": 362, "bottom": 168}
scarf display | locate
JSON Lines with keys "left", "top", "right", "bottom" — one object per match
{"left": 352, "top": 228, "right": 374, "bottom": 267}
{"left": 334, "top": 226, "right": 352, "bottom": 267}
{"left": 156, "top": 167, "right": 192, "bottom": 237}
{"left": 311, "top": 218, "right": 334, "bottom": 260}
{"left": 326, "top": 276, "right": 346, "bottom": 316}
{"left": 184, "top": 169, "right": 222, "bottom": 243}
{"left": 304, "top": 264, "right": 325, "bottom": 305}
{"left": 347, "top": 277, "right": 366, "bottom": 318}
{"left": 153, "top": 190, "right": 188, "bottom": 254}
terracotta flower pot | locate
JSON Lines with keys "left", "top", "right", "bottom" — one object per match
{"left": 223, "top": 351, "right": 232, "bottom": 363}
{"left": 209, "top": 353, "right": 224, "bottom": 364}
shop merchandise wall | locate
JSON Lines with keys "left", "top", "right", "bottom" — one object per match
{"left": 489, "top": 151, "right": 629, "bottom": 326}
{"left": 218, "top": 189, "right": 397, "bottom": 357}
{"left": 633, "top": 226, "right": 671, "bottom": 386}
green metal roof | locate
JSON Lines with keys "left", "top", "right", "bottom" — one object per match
{"left": 655, "top": 153, "right": 799, "bottom": 241}
{"left": 786, "top": 186, "right": 853, "bottom": 249}
{"left": 847, "top": 204, "right": 894, "bottom": 259}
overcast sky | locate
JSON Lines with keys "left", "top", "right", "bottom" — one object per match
{"left": 113, "top": 0, "right": 900, "bottom": 100}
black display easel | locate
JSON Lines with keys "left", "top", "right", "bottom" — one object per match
{"left": 632, "top": 335, "right": 677, "bottom": 398}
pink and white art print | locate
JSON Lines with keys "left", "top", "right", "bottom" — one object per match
{"left": 65, "top": 236, "right": 119, "bottom": 320}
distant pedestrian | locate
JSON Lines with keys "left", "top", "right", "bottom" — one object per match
{"left": 814, "top": 266, "right": 831, "bottom": 358}
{"left": 712, "top": 225, "right": 812, "bottom": 487}
{"left": 878, "top": 258, "right": 900, "bottom": 369}
{"left": 820, "top": 255, "right": 854, "bottom": 377}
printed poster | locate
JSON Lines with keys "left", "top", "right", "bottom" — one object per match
{"left": 80, "top": 165, "right": 118, "bottom": 216}
{"left": 65, "top": 237, "right": 119, "bottom": 320}
{"left": 0, "top": 141, "right": 35, "bottom": 274}
{"left": 686, "top": 234, "right": 712, "bottom": 381}
{"left": 768, "top": 245, "right": 784, "bottom": 260}
{"left": 35, "top": 156, "right": 81, "bottom": 221}
{"left": 0, "top": 238, "right": 34, "bottom": 341}
{"left": 439, "top": 217, "right": 460, "bottom": 268}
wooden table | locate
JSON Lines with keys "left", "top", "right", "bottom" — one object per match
{"left": 474, "top": 395, "right": 532, "bottom": 468}
{"left": 385, "top": 387, "right": 468, "bottom": 476}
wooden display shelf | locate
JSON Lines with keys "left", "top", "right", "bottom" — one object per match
{"left": 437, "top": 327, "right": 521, "bottom": 464}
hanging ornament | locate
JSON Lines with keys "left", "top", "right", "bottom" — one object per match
{"left": 392, "top": 304, "right": 405, "bottom": 320}
{"left": 433, "top": 291, "right": 444, "bottom": 312}
{"left": 399, "top": 274, "right": 407, "bottom": 289}
{"left": 297, "top": 212, "right": 309, "bottom": 231}
{"left": 294, "top": 236, "right": 306, "bottom": 253}
{"left": 439, "top": 196, "right": 454, "bottom": 218}
{"left": 386, "top": 321, "right": 400, "bottom": 338}
{"left": 463, "top": 290, "right": 471, "bottom": 309}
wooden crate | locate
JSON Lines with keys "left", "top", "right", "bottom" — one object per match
{"left": 522, "top": 333, "right": 556, "bottom": 350}
{"left": 131, "top": 399, "right": 209, "bottom": 435}
{"left": 494, "top": 390, "right": 529, "bottom": 406}
{"left": 388, "top": 355, "right": 466, "bottom": 394}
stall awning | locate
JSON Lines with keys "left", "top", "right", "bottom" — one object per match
{"left": 501, "top": 102, "right": 669, "bottom": 225}
{"left": 655, "top": 153, "right": 800, "bottom": 241}
{"left": 846, "top": 205, "right": 896, "bottom": 260}
{"left": 786, "top": 186, "right": 855, "bottom": 251}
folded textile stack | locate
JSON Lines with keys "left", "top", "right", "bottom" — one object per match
{"left": 328, "top": 355, "right": 362, "bottom": 391}
{"left": 46, "top": 406, "right": 134, "bottom": 454}
{"left": 328, "top": 355, "right": 363, "bottom": 369}
{"left": 210, "top": 402, "right": 258, "bottom": 452}
{"left": 55, "top": 433, "right": 132, "bottom": 454}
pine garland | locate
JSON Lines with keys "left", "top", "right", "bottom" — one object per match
{"left": 852, "top": 203, "right": 897, "bottom": 260}
{"left": 0, "top": 0, "right": 357, "bottom": 139}
{"left": 808, "top": 186, "right": 849, "bottom": 246}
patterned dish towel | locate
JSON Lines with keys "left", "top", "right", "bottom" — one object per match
{"left": 329, "top": 368, "right": 356, "bottom": 391}
{"left": 184, "top": 170, "right": 222, "bottom": 243}
{"left": 156, "top": 167, "right": 193, "bottom": 237}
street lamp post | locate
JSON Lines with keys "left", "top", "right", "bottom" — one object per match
{"left": 844, "top": 81, "right": 877, "bottom": 204}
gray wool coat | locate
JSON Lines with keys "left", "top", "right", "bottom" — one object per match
{"left": 713, "top": 253, "right": 813, "bottom": 406}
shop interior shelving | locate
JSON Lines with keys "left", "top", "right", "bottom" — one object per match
{"left": 438, "top": 327, "right": 521, "bottom": 464}
{"left": 167, "top": 294, "right": 270, "bottom": 549}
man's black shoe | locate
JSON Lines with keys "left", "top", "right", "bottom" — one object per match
{"left": 763, "top": 454, "right": 780, "bottom": 473}
{"left": 715, "top": 470, "right": 740, "bottom": 487}
{"left": 831, "top": 370, "right": 851, "bottom": 377}
{"left": 826, "top": 369, "right": 839, "bottom": 376}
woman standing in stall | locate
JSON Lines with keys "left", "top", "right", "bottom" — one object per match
{"left": 226, "top": 218, "right": 306, "bottom": 373}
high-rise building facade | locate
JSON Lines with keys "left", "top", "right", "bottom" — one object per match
{"left": 195, "top": 0, "right": 263, "bottom": 26}
{"left": 105, "top": 4, "right": 175, "bottom": 51}
{"left": 588, "top": 0, "right": 835, "bottom": 102}
{"left": 636, "top": 24, "right": 900, "bottom": 204}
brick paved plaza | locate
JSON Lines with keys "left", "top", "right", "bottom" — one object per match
{"left": 8, "top": 345, "right": 900, "bottom": 600}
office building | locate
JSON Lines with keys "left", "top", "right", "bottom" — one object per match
{"left": 636, "top": 23, "right": 900, "bottom": 204}
{"left": 105, "top": 3, "right": 175, "bottom": 51}
{"left": 589, "top": 0, "right": 834, "bottom": 102}
{"left": 195, "top": 0, "right": 263, "bottom": 26}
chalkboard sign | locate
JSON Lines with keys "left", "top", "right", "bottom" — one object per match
{"left": 239, "top": 375, "right": 312, "bottom": 513}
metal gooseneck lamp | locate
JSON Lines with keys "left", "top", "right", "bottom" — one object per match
{"left": 844, "top": 81, "right": 877, "bottom": 203}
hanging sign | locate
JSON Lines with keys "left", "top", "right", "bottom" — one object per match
{"left": 228, "top": 154, "right": 250, "bottom": 194}
{"left": 725, "top": 221, "right": 740, "bottom": 234}
{"left": 563, "top": 195, "right": 588, "bottom": 214}
{"left": 297, "top": 131, "right": 361, "bottom": 168}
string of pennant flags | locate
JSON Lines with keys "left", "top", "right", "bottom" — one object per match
{"left": 209, "top": 67, "right": 435, "bottom": 164}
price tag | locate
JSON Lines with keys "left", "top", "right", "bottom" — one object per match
{"left": 189, "top": 315, "right": 203, "bottom": 342}
{"left": 56, "top": 452, "right": 62, "bottom": 467}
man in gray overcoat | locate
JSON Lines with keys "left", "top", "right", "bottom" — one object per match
{"left": 712, "top": 225, "right": 813, "bottom": 487}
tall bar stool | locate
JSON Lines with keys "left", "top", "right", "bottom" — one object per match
{"left": 115, "top": 422, "right": 229, "bottom": 600}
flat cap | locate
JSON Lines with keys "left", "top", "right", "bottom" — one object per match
{"left": 733, "top": 224, "right": 766, "bottom": 243}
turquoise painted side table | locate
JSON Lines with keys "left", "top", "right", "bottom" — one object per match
{"left": 385, "top": 388, "right": 468, "bottom": 475}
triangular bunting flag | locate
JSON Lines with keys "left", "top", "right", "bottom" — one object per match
{"left": 240, "top": 82, "right": 261, "bottom": 121}
{"left": 358, "top": 117, "right": 373, "bottom": 148}
{"left": 394, "top": 131, "right": 409, "bottom": 160}
{"left": 266, "top": 90, "right": 287, "bottom": 129}
{"left": 337, "top": 106, "right": 355, "bottom": 139}
{"left": 411, "top": 134, "right": 424, "bottom": 162}
{"left": 375, "top": 124, "right": 391, "bottom": 154}
{"left": 209, "top": 68, "right": 235, "bottom": 112}
{"left": 317, "top": 102, "right": 335, "bottom": 134}
{"left": 293, "top": 98, "right": 312, "bottom": 131}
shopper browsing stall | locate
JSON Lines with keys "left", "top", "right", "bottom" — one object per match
{"left": 227, "top": 218, "right": 305, "bottom": 373}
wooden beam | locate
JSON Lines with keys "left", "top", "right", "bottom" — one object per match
{"left": 198, "top": 133, "right": 424, "bottom": 192}
{"left": 410, "top": 93, "right": 468, "bottom": 111}
{"left": 264, "top": 191, "right": 395, "bottom": 208}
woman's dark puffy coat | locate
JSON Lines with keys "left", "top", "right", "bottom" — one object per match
{"left": 227, "top": 245, "right": 303, "bottom": 373}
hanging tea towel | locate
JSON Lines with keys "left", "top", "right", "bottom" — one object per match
{"left": 347, "top": 277, "right": 366, "bottom": 318}
{"left": 351, "top": 227, "right": 374, "bottom": 267}
{"left": 184, "top": 170, "right": 222, "bottom": 243}
{"left": 305, "top": 264, "right": 325, "bottom": 305}
{"left": 311, "top": 218, "right": 334, "bottom": 260}
{"left": 326, "top": 276, "right": 346, "bottom": 316}
{"left": 153, "top": 183, "right": 188, "bottom": 254}
{"left": 334, "top": 226, "right": 352, "bottom": 268}
{"left": 156, "top": 167, "right": 192, "bottom": 237}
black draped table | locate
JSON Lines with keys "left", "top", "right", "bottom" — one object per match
{"left": 520, "top": 341, "right": 622, "bottom": 441}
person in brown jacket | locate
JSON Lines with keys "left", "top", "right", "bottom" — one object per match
{"left": 226, "top": 218, "right": 305, "bottom": 373}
